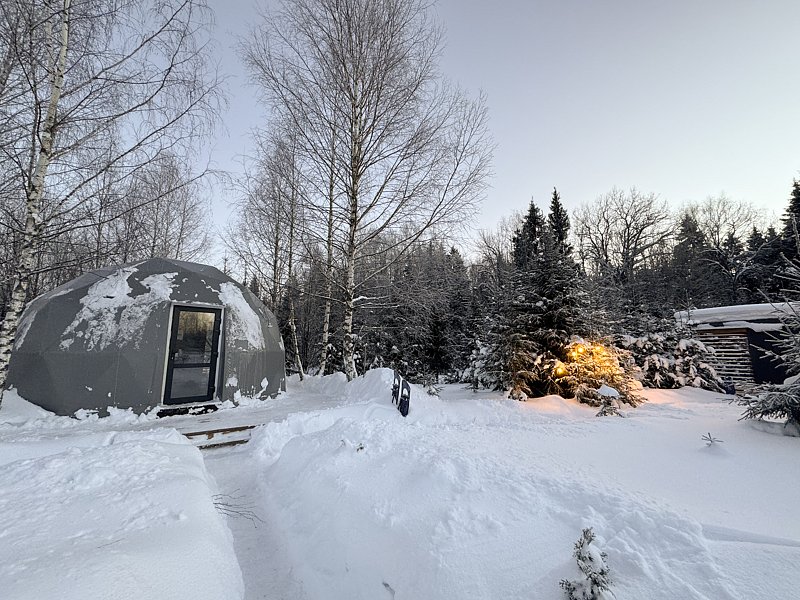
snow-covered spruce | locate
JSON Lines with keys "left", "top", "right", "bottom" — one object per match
{"left": 619, "top": 332, "right": 724, "bottom": 392}
{"left": 740, "top": 386, "right": 800, "bottom": 434}
{"left": 560, "top": 528, "right": 614, "bottom": 600}
{"left": 559, "top": 339, "right": 643, "bottom": 407}
{"left": 739, "top": 289, "right": 800, "bottom": 432}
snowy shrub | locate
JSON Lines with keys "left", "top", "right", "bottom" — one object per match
{"left": 740, "top": 388, "right": 800, "bottom": 432}
{"left": 466, "top": 339, "right": 497, "bottom": 390}
{"left": 619, "top": 332, "right": 724, "bottom": 392}
{"left": 558, "top": 339, "right": 643, "bottom": 406}
{"left": 739, "top": 301, "right": 800, "bottom": 431}
{"left": 560, "top": 527, "right": 614, "bottom": 600}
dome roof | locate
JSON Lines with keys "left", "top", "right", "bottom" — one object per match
{"left": 8, "top": 258, "right": 285, "bottom": 415}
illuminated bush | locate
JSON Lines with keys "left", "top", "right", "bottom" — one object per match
{"left": 554, "top": 339, "right": 643, "bottom": 406}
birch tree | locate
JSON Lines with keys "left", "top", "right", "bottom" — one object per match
{"left": 0, "top": 0, "right": 221, "bottom": 404}
{"left": 245, "top": 0, "right": 492, "bottom": 379}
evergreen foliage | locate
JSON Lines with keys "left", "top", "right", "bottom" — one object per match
{"left": 557, "top": 339, "right": 643, "bottom": 406}
{"left": 740, "top": 269, "right": 800, "bottom": 429}
{"left": 780, "top": 180, "right": 800, "bottom": 257}
{"left": 512, "top": 200, "right": 546, "bottom": 270}
{"left": 741, "top": 387, "right": 800, "bottom": 430}
{"left": 742, "top": 226, "right": 782, "bottom": 301}
{"left": 559, "top": 528, "right": 614, "bottom": 600}
{"left": 618, "top": 329, "right": 724, "bottom": 392}
{"left": 487, "top": 196, "right": 582, "bottom": 399}
{"left": 671, "top": 213, "right": 712, "bottom": 308}
{"left": 548, "top": 188, "right": 572, "bottom": 255}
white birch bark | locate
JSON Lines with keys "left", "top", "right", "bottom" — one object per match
{"left": 341, "top": 194, "right": 359, "bottom": 381}
{"left": 0, "top": 0, "right": 71, "bottom": 404}
{"left": 317, "top": 132, "right": 336, "bottom": 375}
{"left": 286, "top": 158, "right": 305, "bottom": 380}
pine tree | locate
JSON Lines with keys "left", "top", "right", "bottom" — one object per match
{"left": 671, "top": 213, "right": 710, "bottom": 308}
{"left": 548, "top": 187, "right": 572, "bottom": 255}
{"left": 780, "top": 180, "right": 800, "bottom": 256}
{"left": 512, "top": 200, "right": 545, "bottom": 270}
{"left": 487, "top": 197, "right": 583, "bottom": 399}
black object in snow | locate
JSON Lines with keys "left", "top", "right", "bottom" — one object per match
{"left": 391, "top": 369, "right": 410, "bottom": 417}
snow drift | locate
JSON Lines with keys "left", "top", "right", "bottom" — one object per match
{"left": 0, "top": 425, "right": 243, "bottom": 600}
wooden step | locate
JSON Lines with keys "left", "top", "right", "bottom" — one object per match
{"left": 182, "top": 424, "right": 258, "bottom": 450}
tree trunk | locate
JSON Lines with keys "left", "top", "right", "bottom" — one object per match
{"left": 318, "top": 135, "right": 336, "bottom": 375}
{"left": 286, "top": 172, "right": 304, "bottom": 381}
{"left": 0, "top": 0, "right": 71, "bottom": 405}
{"left": 288, "top": 301, "right": 304, "bottom": 380}
{"left": 341, "top": 196, "right": 358, "bottom": 381}
{"left": 270, "top": 208, "right": 281, "bottom": 312}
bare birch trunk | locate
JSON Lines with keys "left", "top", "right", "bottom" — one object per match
{"left": 286, "top": 170, "right": 304, "bottom": 381}
{"left": 0, "top": 0, "right": 71, "bottom": 405}
{"left": 317, "top": 132, "right": 336, "bottom": 375}
{"left": 341, "top": 195, "right": 359, "bottom": 381}
{"left": 341, "top": 94, "right": 361, "bottom": 382}
{"left": 288, "top": 303, "right": 304, "bottom": 380}
{"left": 270, "top": 214, "right": 281, "bottom": 311}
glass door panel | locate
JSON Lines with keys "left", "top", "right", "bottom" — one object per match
{"left": 164, "top": 307, "right": 221, "bottom": 405}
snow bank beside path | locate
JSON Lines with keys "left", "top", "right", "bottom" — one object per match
{"left": 0, "top": 429, "right": 243, "bottom": 600}
{"left": 231, "top": 371, "right": 798, "bottom": 600}
{"left": 250, "top": 407, "right": 734, "bottom": 599}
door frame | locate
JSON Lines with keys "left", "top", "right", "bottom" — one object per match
{"left": 159, "top": 303, "right": 225, "bottom": 406}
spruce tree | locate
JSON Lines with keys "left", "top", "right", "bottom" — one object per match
{"left": 487, "top": 197, "right": 583, "bottom": 398}
{"left": 740, "top": 258, "right": 800, "bottom": 432}
{"left": 743, "top": 226, "right": 783, "bottom": 301}
{"left": 747, "top": 226, "right": 766, "bottom": 252}
{"left": 548, "top": 187, "right": 572, "bottom": 255}
{"left": 780, "top": 180, "right": 800, "bottom": 253}
{"left": 512, "top": 200, "right": 545, "bottom": 270}
{"left": 506, "top": 201, "right": 548, "bottom": 397}
{"left": 441, "top": 247, "right": 473, "bottom": 378}
{"left": 671, "top": 213, "right": 710, "bottom": 308}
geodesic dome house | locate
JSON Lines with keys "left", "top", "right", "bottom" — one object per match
{"left": 6, "top": 258, "right": 285, "bottom": 416}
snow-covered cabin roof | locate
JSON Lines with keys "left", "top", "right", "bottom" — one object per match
{"left": 674, "top": 303, "right": 795, "bottom": 332}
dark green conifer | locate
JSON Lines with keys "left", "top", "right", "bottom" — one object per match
{"left": 547, "top": 187, "right": 572, "bottom": 255}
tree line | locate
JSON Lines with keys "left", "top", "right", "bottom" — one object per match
{"left": 245, "top": 177, "right": 800, "bottom": 395}
{"left": 2, "top": 0, "right": 798, "bottom": 403}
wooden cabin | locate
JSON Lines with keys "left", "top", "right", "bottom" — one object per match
{"left": 675, "top": 303, "right": 792, "bottom": 385}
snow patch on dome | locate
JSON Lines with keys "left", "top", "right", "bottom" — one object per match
{"left": 60, "top": 269, "right": 177, "bottom": 350}
{"left": 218, "top": 282, "right": 265, "bottom": 350}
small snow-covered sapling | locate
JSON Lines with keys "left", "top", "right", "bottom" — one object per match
{"left": 560, "top": 527, "right": 615, "bottom": 600}
{"left": 701, "top": 432, "right": 723, "bottom": 446}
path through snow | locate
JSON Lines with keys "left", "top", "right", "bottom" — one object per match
{"left": 202, "top": 371, "right": 800, "bottom": 600}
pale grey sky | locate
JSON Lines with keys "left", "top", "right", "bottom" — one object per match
{"left": 207, "top": 0, "right": 800, "bottom": 232}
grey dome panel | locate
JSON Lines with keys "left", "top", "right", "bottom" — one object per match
{"left": 7, "top": 258, "right": 286, "bottom": 415}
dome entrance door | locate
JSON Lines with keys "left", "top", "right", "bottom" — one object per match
{"left": 164, "top": 307, "right": 222, "bottom": 405}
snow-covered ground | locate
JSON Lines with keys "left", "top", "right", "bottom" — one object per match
{"left": 2, "top": 369, "right": 798, "bottom": 599}
{"left": 0, "top": 396, "right": 243, "bottom": 600}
